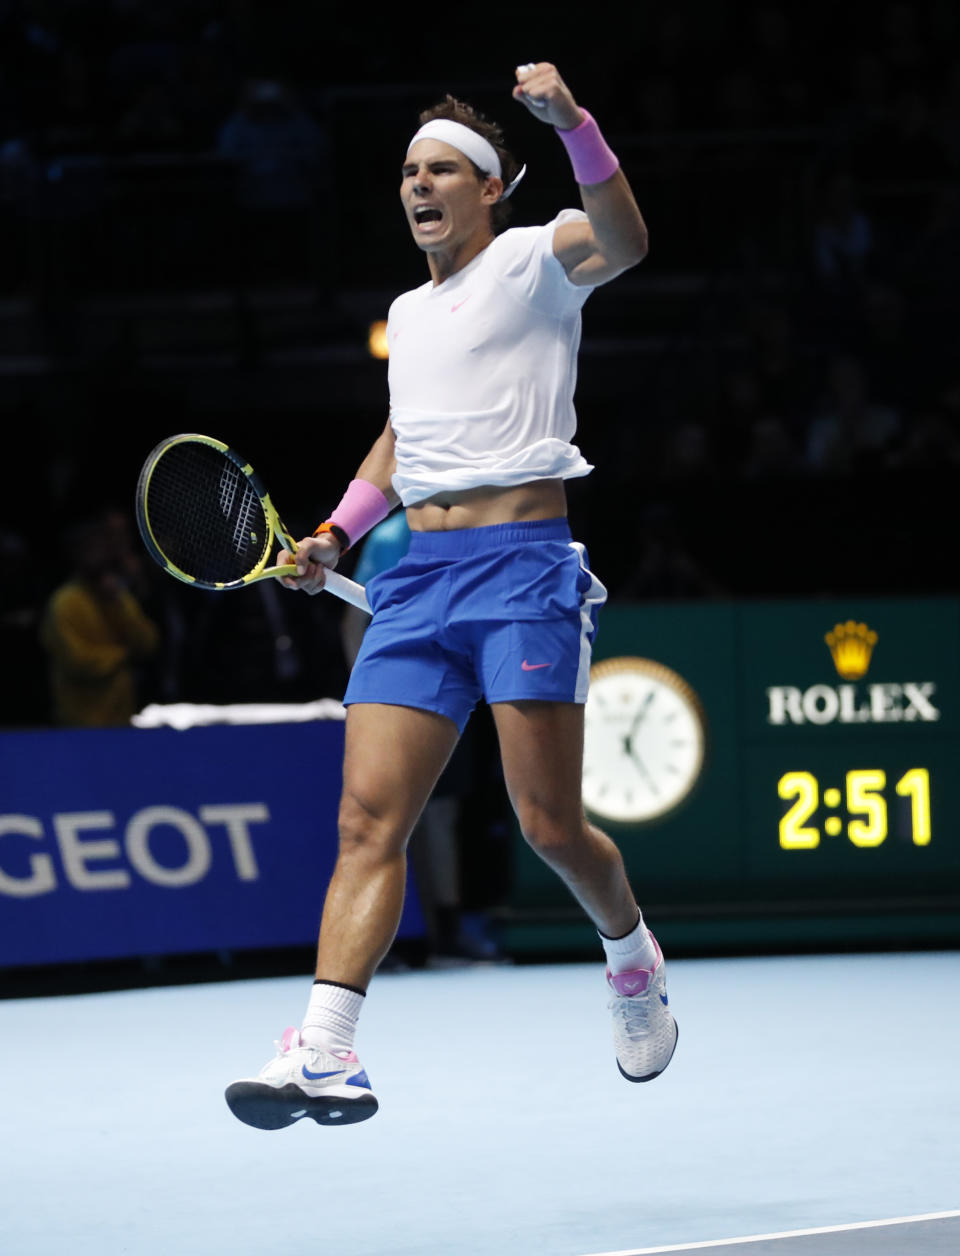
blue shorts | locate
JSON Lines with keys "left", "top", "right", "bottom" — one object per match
{"left": 343, "top": 518, "right": 607, "bottom": 732}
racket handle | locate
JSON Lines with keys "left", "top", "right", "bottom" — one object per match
{"left": 320, "top": 568, "right": 371, "bottom": 614}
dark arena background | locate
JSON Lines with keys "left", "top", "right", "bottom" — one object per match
{"left": 1, "top": 5, "right": 959, "bottom": 1254}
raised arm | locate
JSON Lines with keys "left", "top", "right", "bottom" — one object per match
{"left": 513, "top": 63, "right": 648, "bottom": 287}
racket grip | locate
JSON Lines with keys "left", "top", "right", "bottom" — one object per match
{"left": 321, "top": 569, "right": 371, "bottom": 614}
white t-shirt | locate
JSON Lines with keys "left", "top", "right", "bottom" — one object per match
{"left": 387, "top": 210, "right": 596, "bottom": 506}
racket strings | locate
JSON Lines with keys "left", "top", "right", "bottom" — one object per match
{"left": 145, "top": 442, "right": 271, "bottom": 583}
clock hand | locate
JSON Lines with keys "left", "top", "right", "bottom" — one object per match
{"left": 623, "top": 689, "right": 656, "bottom": 760}
{"left": 627, "top": 689, "right": 656, "bottom": 741}
{"left": 625, "top": 744, "right": 660, "bottom": 795}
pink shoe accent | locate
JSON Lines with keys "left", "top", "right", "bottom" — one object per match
{"left": 607, "top": 936, "right": 664, "bottom": 996}
{"left": 279, "top": 1026, "right": 302, "bottom": 1052}
{"left": 608, "top": 968, "right": 652, "bottom": 996}
{"left": 292, "top": 1030, "right": 358, "bottom": 1060}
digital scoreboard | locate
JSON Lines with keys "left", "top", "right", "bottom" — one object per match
{"left": 507, "top": 597, "right": 960, "bottom": 954}
{"left": 777, "top": 768, "right": 930, "bottom": 850}
{"left": 738, "top": 599, "right": 958, "bottom": 911}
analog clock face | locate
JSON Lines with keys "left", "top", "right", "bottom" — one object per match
{"left": 582, "top": 657, "right": 707, "bottom": 825}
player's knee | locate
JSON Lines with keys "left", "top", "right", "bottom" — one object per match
{"left": 337, "top": 790, "right": 401, "bottom": 861}
{"left": 517, "top": 802, "right": 583, "bottom": 865}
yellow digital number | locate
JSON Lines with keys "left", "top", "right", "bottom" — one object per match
{"left": 896, "top": 768, "right": 931, "bottom": 846}
{"left": 846, "top": 770, "right": 887, "bottom": 847}
{"left": 778, "top": 771, "right": 819, "bottom": 849}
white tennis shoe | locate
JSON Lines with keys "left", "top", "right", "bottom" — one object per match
{"left": 607, "top": 936, "right": 678, "bottom": 1082}
{"left": 225, "top": 1027, "right": 378, "bottom": 1129}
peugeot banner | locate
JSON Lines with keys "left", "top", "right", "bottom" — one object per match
{"left": 0, "top": 722, "right": 424, "bottom": 967}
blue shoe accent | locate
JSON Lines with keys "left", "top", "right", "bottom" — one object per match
{"left": 659, "top": 992, "right": 669, "bottom": 1006}
{"left": 347, "top": 1069, "right": 371, "bottom": 1088}
{"left": 302, "top": 1066, "right": 346, "bottom": 1081}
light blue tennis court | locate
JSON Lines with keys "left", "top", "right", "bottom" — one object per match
{"left": 2, "top": 950, "right": 958, "bottom": 1255}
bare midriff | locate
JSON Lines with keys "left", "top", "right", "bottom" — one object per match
{"left": 406, "top": 478, "right": 567, "bottom": 532}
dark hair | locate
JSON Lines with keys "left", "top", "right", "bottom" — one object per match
{"left": 417, "top": 95, "right": 521, "bottom": 233}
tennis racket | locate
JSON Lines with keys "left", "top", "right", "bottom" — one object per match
{"left": 135, "top": 433, "right": 371, "bottom": 612}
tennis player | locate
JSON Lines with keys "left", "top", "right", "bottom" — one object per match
{"left": 226, "top": 62, "right": 678, "bottom": 1130}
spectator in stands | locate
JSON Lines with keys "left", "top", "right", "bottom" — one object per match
{"left": 886, "top": 404, "right": 960, "bottom": 471}
{"left": 41, "top": 517, "right": 160, "bottom": 726}
{"left": 637, "top": 76, "right": 680, "bottom": 135}
{"left": 176, "top": 35, "right": 237, "bottom": 151}
{"left": 939, "top": 61, "right": 960, "bottom": 167}
{"left": 813, "top": 172, "right": 873, "bottom": 287}
{"left": 183, "top": 577, "right": 346, "bottom": 707}
{"left": 751, "top": 5, "right": 811, "bottom": 127}
{"left": 881, "top": 89, "right": 951, "bottom": 181}
{"left": 740, "top": 415, "right": 802, "bottom": 480}
{"left": 659, "top": 420, "right": 712, "bottom": 480}
{"left": 618, "top": 504, "right": 724, "bottom": 600}
{"left": 113, "top": 81, "right": 184, "bottom": 152}
{"left": 217, "top": 78, "right": 327, "bottom": 284}
{"left": 713, "top": 366, "right": 775, "bottom": 473}
{"left": 0, "top": 528, "right": 49, "bottom": 726}
{"left": 714, "top": 68, "right": 763, "bottom": 130}
{"left": 805, "top": 354, "right": 900, "bottom": 474}
{"left": 46, "top": 47, "right": 99, "bottom": 154}
{"left": 875, "top": 2, "right": 928, "bottom": 93}
{"left": 848, "top": 83, "right": 949, "bottom": 185}
{"left": 106, "top": 0, "right": 183, "bottom": 111}
{"left": 848, "top": 282, "right": 925, "bottom": 414}
{"left": 899, "top": 181, "right": 960, "bottom": 294}
{"left": 745, "top": 301, "right": 811, "bottom": 426}
{"left": 837, "top": 53, "right": 890, "bottom": 142}
{"left": 217, "top": 79, "right": 325, "bottom": 212}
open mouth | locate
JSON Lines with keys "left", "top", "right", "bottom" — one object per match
{"left": 413, "top": 206, "right": 443, "bottom": 225}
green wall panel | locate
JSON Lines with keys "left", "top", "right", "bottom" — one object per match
{"left": 503, "top": 596, "right": 960, "bottom": 955}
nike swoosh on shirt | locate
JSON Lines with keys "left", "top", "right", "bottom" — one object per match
{"left": 521, "top": 660, "right": 553, "bottom": 671}
{"left": 450, "top": 296, "right": 472, "bottom": 313}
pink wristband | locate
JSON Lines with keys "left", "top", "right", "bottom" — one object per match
{"left": 324, "top": 479, "right": 391, "bottom": 550}
{"left": 555, "top": 109, "right": 619, "bottom": 186}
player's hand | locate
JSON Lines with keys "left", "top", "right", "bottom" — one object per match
{"left": 277, "top": 533, "right": 341, "bottom": 593}
{"left": 513, "top": 63, "right": 584, "bottom": 130}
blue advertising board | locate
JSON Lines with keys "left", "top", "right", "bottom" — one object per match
{"left": 0, "top": 722, "right": 424, "bottom": 967}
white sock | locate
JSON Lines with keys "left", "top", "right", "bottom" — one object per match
{"left": 300, "top": 981, "right": 365, "bottom": 1054}
{"left": 600, "top": 910, "right": 658, "bottom": 975}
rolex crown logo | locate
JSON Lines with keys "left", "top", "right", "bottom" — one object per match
{"left": 824, "top": 620, "right": 878, "bottom": 680}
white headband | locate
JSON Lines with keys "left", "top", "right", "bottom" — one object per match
{"left": 407, "top": 119, "right": 526, "bottom": 201}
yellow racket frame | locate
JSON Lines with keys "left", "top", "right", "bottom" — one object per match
{"left": 136, "top": 433, "right": 371, "bottom": 612}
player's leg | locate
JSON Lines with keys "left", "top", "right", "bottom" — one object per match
{"left": 490, "top": 699, "right": 678, "bottom": 1082}
{"left": 226, "top": 701, "right": 459, "bottom": 1129}
{"left": 489, "top": 699, "right": 636, "bottom": 934}
{"left": 315, "top": 701, "right": 461, "bottom": 988}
